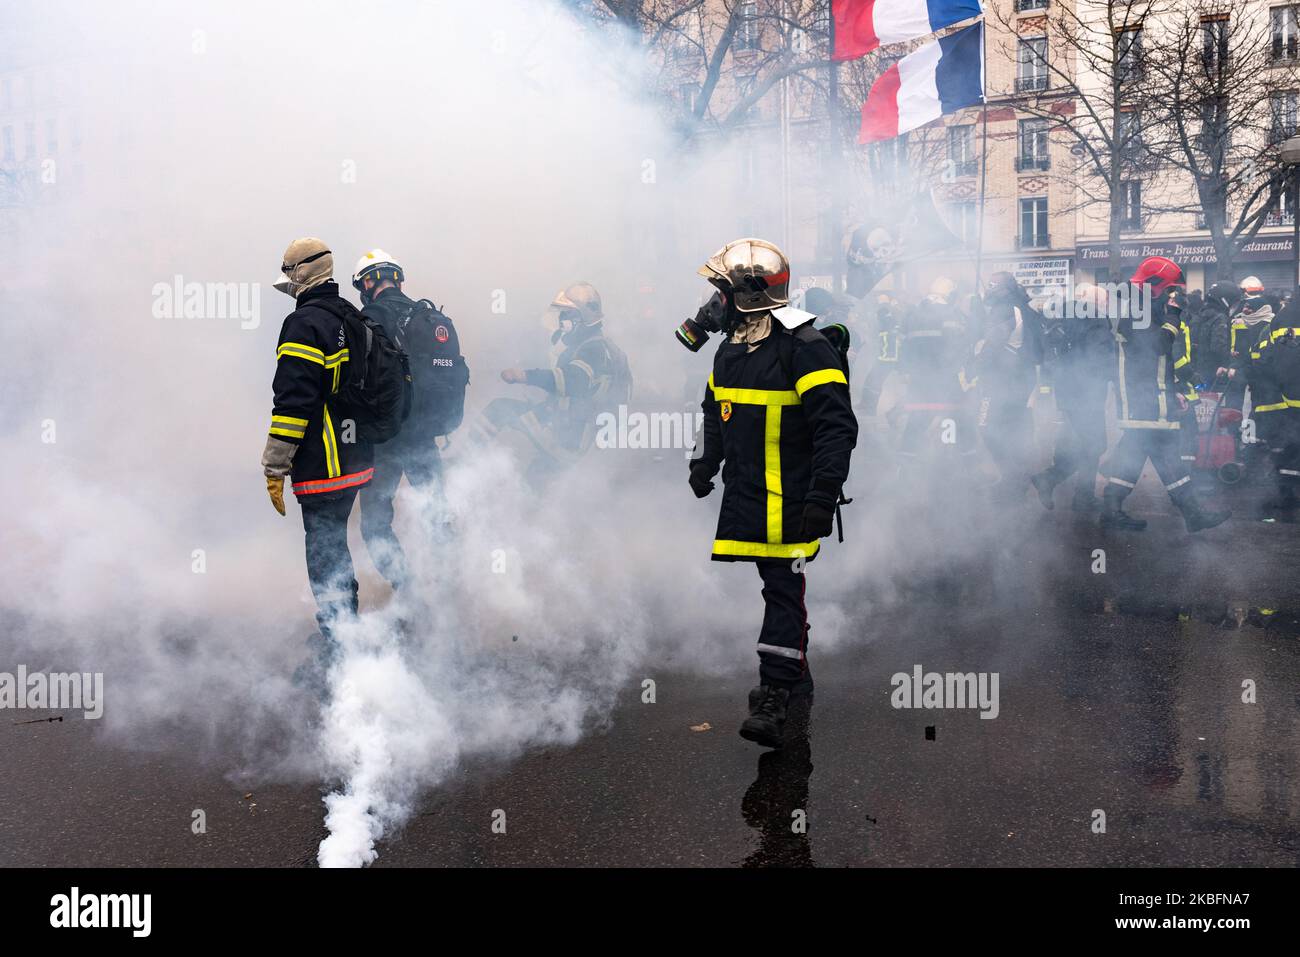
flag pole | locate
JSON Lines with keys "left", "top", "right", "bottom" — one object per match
{"left": 829, "top": 4, "right": 843, "bottom": 294}
{"left": 974, "top": 19, "right": 988, "bottom": 290}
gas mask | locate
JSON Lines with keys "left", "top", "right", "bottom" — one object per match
{"left": 675, "top": 287, "right": 746, "bottom": 352}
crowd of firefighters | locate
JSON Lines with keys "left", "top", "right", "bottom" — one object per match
{"left": 807, "top": 256, "right": 1300, "bottom": 531}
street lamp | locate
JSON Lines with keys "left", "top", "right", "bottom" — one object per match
{"left": 1279, "top": 135, "right": 1300, "bottom": 293}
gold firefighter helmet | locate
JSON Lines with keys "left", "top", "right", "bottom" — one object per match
{"left": 697, "top": 238, "right": 791, "bottom": 314}
{"left": 551, "top": 281, "right": 604, "bottom": 324}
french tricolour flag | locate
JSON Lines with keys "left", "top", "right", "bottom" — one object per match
{"left": 858, "top": 21, "right": 984, "bottom": 144}
{"left": 832, "top": 0, "right": 984, "bottom": 61}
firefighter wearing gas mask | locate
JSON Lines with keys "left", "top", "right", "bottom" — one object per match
{"left": 494, "top": 282, "right": 632, "bottom": 487}
{"left": 685, "top": 239, "right": 858, "bottom": 749}
{"left": 1104, "top": 257, "right": 1230, "bottom": 533}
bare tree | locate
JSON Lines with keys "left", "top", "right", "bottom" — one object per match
{"left": 1140, "top": 2, "right": 1300, "bottom": 277}
{"left": 987, "top": 0, "right": 1163, "bottom": 273}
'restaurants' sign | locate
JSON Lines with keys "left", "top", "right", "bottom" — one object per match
{"left": 1077, "top": 235, "right": 1295, "bottom": 264}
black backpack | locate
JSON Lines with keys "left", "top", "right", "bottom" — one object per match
{"left": 318, "top": 298, "right": 413, "bottom": 444}
{"left": 395, "top": 299, "right": 470, "bottom": 436}
{"left": 808, "top": 322, "right": 853, "bottom": 384}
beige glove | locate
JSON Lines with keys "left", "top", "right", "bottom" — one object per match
{"left": 262, "top": 435, "right": 298, "bottom": 516}
{"left": 266, "top": 476, "right": 286, "bottom": 516}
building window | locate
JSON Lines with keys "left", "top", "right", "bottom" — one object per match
{"left": 948, "top": 125, "right": 977, "bottom": 176}
{"left": 1117, "top": 27, "right": 1143, "bottom": 83}
{"left": 736, "top": 72, "right": 758, "bottom": 119}
{"left": 949, "top": 201, "right": 978, "bottom": 245}
{"left": 736, "top": 1, "right": 760, "bottom": 52}
{"left": 1271, "top": 90, "right": 1298, "bottom": 142}
{"left": 2, "top": 126, "right": 12, "bottom": 163}
{"left": 1017, "top": 37, "right": 1049, "bottom": 92}
{"left": 45, "top": 117, "right": 57, "bottom": 154}
{"left": 1118, "top": 110, "right": 1145, "bottom": 158}
{"left": 1015, "top": 0, "right": 1049, "bottom": 10}
{"left": 1201, "top": 15, "right": 1230, "bottom": 69}
{"left": 1019, "top": 197, "right": 1049, "bottom": 249}
{"left": 1120, "top": 180, "right": 1142, "bottom": 230}
{"left": 1197, "top": 96, "right": 1231, "bottom": 156}
{"left": 1272, "top": 5, "right": 1299, "bottom": 60}
{"left": 679, "top": 82, "right": 700, "bottom": 114}
{"left": 1266, "top": 188, "right": 1295, "bottom": 226}
{"left": 1016, "top": 118, "right": 1050, "bottom": 170}
{"left": 24, "top": 121, "right": 34, "bottom": 160}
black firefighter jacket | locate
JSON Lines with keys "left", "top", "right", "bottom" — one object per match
{"left": 695, "top": 321, "right": 858, "bottom": 563}
{"left": 1115, "top": 294, "right": 1192, "bottom": 431}
{"left": 267, "top": 281, "right": 375, "bottom": 496}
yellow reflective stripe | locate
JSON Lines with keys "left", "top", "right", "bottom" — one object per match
{"left": 1272, "top": 327, "right": 1300, "bottom": 341}
{"left": 765, "top": 406, "right": 783, "bottom": 543}
{"left": 332, "top": 364, "right": 341, "bottom": 394}
{"left": 795, "top": 367, "right": 848, "bottom": 396}
{"left": 1254, "top": 401, "right": 1288, "bottom": 412}
{"left": 324, "top": 348, "right": 349, "bottom": 369}
{"left": 1160, "top": 323, "right": 1178, "bottom": 335}
{"left": 322, "top": 403, "right": 341, "bottom": 477}
{"left": 277, "top": 342, "right": 326, "bottom": 365}
{"left": 1174, "top": 355, "right": 1190, "bottom": 369}
{"left": 712, "top": 539, "right": 820, "bottom": 559}
{"left": 711, "top": 385, "right": 801, "bottom": 406}
{"left": 1156, "top": 355, "right": 1168, "bottom": 421}
{"left": 269, "top": 414, "right": 308, "bottom": 439}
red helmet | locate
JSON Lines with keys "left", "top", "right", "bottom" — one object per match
{"left": 1131, "top": 256, "right": 1184, "bottom": 296}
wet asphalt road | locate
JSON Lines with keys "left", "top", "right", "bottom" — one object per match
{"left": 2, "top": 473, "right": 1299, "bottom": 867}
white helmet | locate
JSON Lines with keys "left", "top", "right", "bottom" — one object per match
{"left": 352, "top": 249, "right": 404, "bottom": 300}
{"left": 1239, "top": 275, "right": 1264, "bottom": 296}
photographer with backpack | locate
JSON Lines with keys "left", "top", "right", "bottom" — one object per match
{"left": 351, "top": 249, "right": 469, "bottom": 590}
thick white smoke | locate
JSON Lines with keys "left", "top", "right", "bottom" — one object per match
{"left": 1, "top": 0, "right": 883, "bottom": 866}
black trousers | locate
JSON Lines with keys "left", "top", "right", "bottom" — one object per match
{"left": 755, "top": 560, "right": 809, "bottom": 689}
{"left": 1274, "top": 409, "right": 1300, "bottom": 490}
{"left": 982, "top": 396, "right": 1034, "bottom": 487}
{"left": 300, "top": 487, "right": 361, "bottom": 638}
{"left": 1105, "top": 429, "right": 1192, "bottom": 502}
{"left": 359, "top": 439, "right": 443, "bottom": 588}
{"left": 1045, "top": 400, "right": 1106, "bottom": 486}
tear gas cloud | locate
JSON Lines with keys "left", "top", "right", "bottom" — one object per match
{"left": 0, "top": 0, "right": 1025, "bottom": 866}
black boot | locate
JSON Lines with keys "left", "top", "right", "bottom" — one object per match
{"left": 1261, "top": 485, "right": 1298, "bottom": 514}
{"left": 1100, "top": 486, "right": 1147, "bottom": 531}
{"left": 740, "top": 686, "right": 790, "bottom": 749}
{"left": 1030, "top": 469, "right": 1060, "bottom": 510}
{"left": 1071, "top": 486, "right": 1100, "bottom": 513}
{"left": 1176, "top": 495, "right": 1231, "bottom": 533}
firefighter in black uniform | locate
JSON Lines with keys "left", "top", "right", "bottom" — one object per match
{"left": 972, "top": 272, "right": 1044, "bottom": 504}
{"left": 857, "top": 293, "right": 903, "bottom": 417}
{"left": 1230, "top": 294, "right": 1283, "bottom": 470}
{"left": 261, "top": 238, "right": 375, "bottom": 639}
{"left": 351, "top": 249, "right": 469, "bottom": 589}
{"left": 895, "top": 277, "right": 977, "bottom": 477}
{"left": 1030, "top": 282, "right": 1115, "bottom": 512}
{"left": 1199, "top": 282, "right": 1239, "bottom": 389}
{"left": 1254, "top": 300, "right": 1300, "bottom": 518}
{"left": 687, "top": 239, "right": 858, "bottom": 749}
{"left": 492, "top": 282, "right": 632, "bottom": 487}
{"left": 1102, "top": 257, "right": 1229, "bottom": 532}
